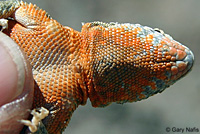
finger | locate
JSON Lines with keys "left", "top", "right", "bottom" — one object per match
{"left": 0, "top": 32, "right": 34, "bottom": 134}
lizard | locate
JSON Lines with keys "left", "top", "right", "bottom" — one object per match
{"left": 0, "top": 0, "right": 194, "bottom": 133}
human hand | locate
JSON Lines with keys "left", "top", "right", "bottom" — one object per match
{"left": 0, "top": 32, "right": 34, "bottom": 134}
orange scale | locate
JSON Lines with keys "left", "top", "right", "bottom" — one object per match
{"left": 42, "top": 90, "right": 47, "bottom": 94}
{"left": 163, "top": 51, "right": 169, "bottom": 56}
{"left": 57, "top": 89, "right": 62, "bottom": 94}
{"left": 51, "top": 95, "right": 57, "bottom": 100}
{"left": 40, "top": 85, "right": 45, "bottom": 89}
{"left": 57, "top": 100, "right": 62, "bottom": 104}
{"left": 33, "top": 9, "right": 39, "bottom": 17}
{"left": 171, "top": 56, "right": 176, "bottom": 61}
{"left": 154, "top": 64, "right": 158, "bottom": 68}
{"left": 161, "top": 65, "right": 166, "bottom": 69}
{"left": 177, "top": 62, "right": 187, "bottom": 71}
{"left": 27, "top": 52, "right": 32, "bottom": 57}
{"left": 160, "top": 40, "right": 166, "bottom": 45}
{"left": 43, "top": 94, "right": 47, "bottom": 98}
{"left": 41, "top": 14, "right": 49, "bottom": 21}
{"left": 104, "top": 31, "right": 109, "bottom": 37}
{"left": 138, "top": 94, "right": 146, "bottom": 100}
{"left": 148, "top": 34, "right": 154, "bottom": 39}
{"left": 44, "top": 80, "right": 49, "bottom": 86}
{"left": 55, "top": 31, "right": 62, "bottom": 38}
{"left": 52, "top": 87, "right": 57, "bottom": 92}
{"left": 135, "top": 27, "right": 142, "bottom": 32}
{"left": 162, "top": 58, "right": 167, "bottom": 61}
{"left": 51, "top": 99, "right": 57, "bottom": 103}
{"left": 163, "top": 37, "right": 172, "bottom": 44}
{"left": 50, "top": 77, "right": 55, "bottom": 81}
{"left": 46, "top": 95, "right": 51, "bottom": 100}
{"left": 46, "top": 37, "right": 52, "bottom": 43}
{"left": 42, "top": 31, "right": 49, "bottom": 39}
{"left": 166, "top": 67, "right": 171, "bottom": 71}
{"left": 146, "top": 38, "right": 153, "bottom": 44}
{"left": 67, "top": 83, "right": 73, "bottom": 89}
{"left": 157, "top": 44, "right": 164, "bottom": 49}
{"left": 40, "top": 41, "right": 47, "bottom": 48}
{"left": 169, "top": 47, "right": 177, "bottom": 56}
{"left": 170, "top": 75, "right": 176, "bottom": 80}
{"left": 115, "top": 27, "right": 120, "bottom": 31}
{"left": 149, "top": 61, "right": 154, "bottom": 65}
{"left": 62, "top": 87, "right": 68, "bottom": 93}
{"left": 145, "top": 62, "right": 149, "bottom": 66}
{"left": 45, "top": 79, "right": 54, "bottom": 86}
{"left": 35, "top": 37, "right": 39, "bottom": 42}
{"left": 75, "top": 73, "right": 81, "bottom": 79}
{"left": 53, "top": 83, "right": 58, "bottom": 88}
{"left": 157, "top": 54, "right": 162, "bottom": 58}
{"left": 24, "top": 40, "right": 29, "bottom": 45}
{"left": 56, "top": 95, "right": 62, "bottom": 100}
{"left": 132, "top": 39, "right": 136, "bottom": 43}
{"left": 38, "top": 46, "right": 44, "bottom": 51}
{"left": 128, "top": 32, "right": 134, "bottom": 37}
{"left": 46, "top": 29, "right": 54, "bottom": 35}
{"left": 158, "top": 68, "right": 162, "bottom": 71}
{"left": 61, "top": 92, "right": 66, "bottom": 97}
{"left": 153, "top": 68, "right": 157, "bottom": 72}
{"left": 20, "top": 39, "right": 26, "bottom": 44}
{"left": 52, "top": 38, "right": 58, "bottom": 43}
{"left": 156, "top": 58, "right": 162, "bottom": 62}
{"left": 166, "top": 63, "right": 172, "bottom": 67}
{"left": 23, "top": 47, "right": 28, "bottom": 52}
{"left": 58, "top": 78, "right": 63, "bottom": 82}
{"left": 166, "top": 55, "right": 171, "bottom": 60}
{"left": 176, "top": 50, "right": 186, "bottom": 60}
{"left": 124, "top": 35, "right": 130, "bottom": 40}
{"left": 175, "top": 42, "right": 184, "bottom": 50}
{"left": 160, "top": 75, "right": 167, "bottom": 80}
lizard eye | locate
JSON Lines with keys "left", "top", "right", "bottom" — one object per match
{"left": 154, "top": 28, "right": 165, "bottom": 34}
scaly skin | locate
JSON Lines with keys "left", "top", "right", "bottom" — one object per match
{"left": 0, "top": 1, "right": 194, "bottom": 134}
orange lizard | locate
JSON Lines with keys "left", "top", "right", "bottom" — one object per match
{"left": 0, "top": 0, "right": 194, "bottom": 134}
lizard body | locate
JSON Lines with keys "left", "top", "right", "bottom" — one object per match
{"left": 0, "top": 0, "right": 194, "bottom": 133}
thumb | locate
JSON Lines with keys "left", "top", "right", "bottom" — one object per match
{"left": 0, "top": 32, "right": 34, "bottom": 134}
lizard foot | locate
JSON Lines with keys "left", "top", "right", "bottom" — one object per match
{"left": 20, "top": 107, "right": 49, "bottom": 133}
{"left": 0, "top": 18, "right": 8, "bottom": 31}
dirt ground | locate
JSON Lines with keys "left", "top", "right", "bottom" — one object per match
{"left": 26, "top": 0, "right": 200, "bottom": 133}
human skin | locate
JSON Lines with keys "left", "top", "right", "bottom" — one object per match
{"left": 0, "top": 32, "right": 34, "bottom": 133}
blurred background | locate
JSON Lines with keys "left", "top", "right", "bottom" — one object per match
{"left": 26, "top": 0, "right": 199, "bottom": 134}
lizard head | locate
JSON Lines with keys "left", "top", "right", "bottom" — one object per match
{"left": 81, "top": 22, "right": 194, "bottom": 107}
